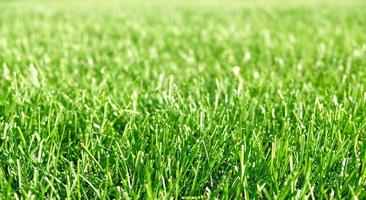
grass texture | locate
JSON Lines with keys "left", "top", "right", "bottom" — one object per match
{"left": 1, "top": 0, "right": 366, "bottom": 199}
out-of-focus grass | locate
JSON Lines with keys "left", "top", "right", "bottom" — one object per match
{"left": 0, "top": 0, "right": 366, "bottom": 199}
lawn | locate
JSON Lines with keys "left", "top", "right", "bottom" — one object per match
{"left": 1, "top": 0, "right": 366, "bottom": 199}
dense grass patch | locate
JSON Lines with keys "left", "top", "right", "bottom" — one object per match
{"left": 1, "top": 1, "right": 366, "bottom": 199}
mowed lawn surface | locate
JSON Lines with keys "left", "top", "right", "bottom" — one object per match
{"left": 1, "top": 1, "right": 366, "bottom": 199}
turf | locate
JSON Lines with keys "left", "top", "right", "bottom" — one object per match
{"left": 1, "top": 0, "right": 366, "bottom": 199}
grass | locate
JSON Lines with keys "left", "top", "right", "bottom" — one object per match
{"left": 1, "top": 0, "right": 366, "bottom": 199}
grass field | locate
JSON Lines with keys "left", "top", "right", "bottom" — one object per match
{"left": 1, "top": 0, "right": 366, "bottom": 199}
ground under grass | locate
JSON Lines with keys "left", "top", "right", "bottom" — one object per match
{"left": 1, "top": 0, "right": 366, "bottom": 199}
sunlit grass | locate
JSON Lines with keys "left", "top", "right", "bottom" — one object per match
{"left": 0, "top": 0, "right": 366, "bottom": 199}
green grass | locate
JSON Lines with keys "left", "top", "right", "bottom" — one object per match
{"left": 1, "top": 0, "right": 366, "bottom": 199}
